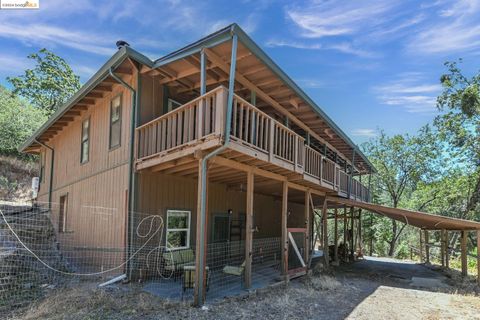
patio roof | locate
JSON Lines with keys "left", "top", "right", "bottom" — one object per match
{"left": 326, "top": 196, "right": 480, "bottom": 231}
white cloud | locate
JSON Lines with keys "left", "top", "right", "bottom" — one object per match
{"left": 295, "top": 79, "right": 325, "bottom": 89}
{"left": 373, "top": 74, "right": 441, "bottom": 114}
{"left": 0, "top": 54, "right": 32, "bottom": 73}
{"left": 265, "top": 39, "right": 376, "bottom": 57}
{"left": 266, "top": 39, "right": 322, "bottom": 50}
{"left": 286, "top": 1, "right": 399, "bottom": 38}
{"left": 408, "top": 0, "right": 480, "bottom": 54}
{"left": 351, "top": 129, "right": 377, "bottom": 137}
{"left": 0, "top": 23, "right": 116, "bottom": 56}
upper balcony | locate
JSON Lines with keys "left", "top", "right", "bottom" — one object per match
{"left": 135, "top": 86, "right": 370, "bottom": 202}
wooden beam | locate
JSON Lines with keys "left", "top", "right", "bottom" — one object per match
{"left": 211, "top": 156, "right": 325, "bottom": 197}
{"left": 304, "top": 190, "right": 311, "bottom": 264}
{"left": 441, "top": 229, "right": 446, "bottom": 267}
{"left": 446, "top": 231, "right": 450, "bottom": 269}
{"left": 461, "top": 230, "right": 468, "bottom": 277}
{"left": 194, "top": 159, "right": 208, "bottom": 306}
{"left": 87, "top": 92, "right": 104, "bottom": 99}
{"left": 203, "top": 47, "right": 353, "bottom": 168}
{"left": 281, "top": 181, "right": 288, "bottom": 280}
{"left": 334, "top": 207, "right": 338, "bottom": 263}
{"left": 322, "top": 199, "right": 329, "bottom": 267}
{"left": 245, "top": 170, "right": 254, "bottom": 289}
{"left": 114, "top": 67, "right": 133, "bottom": 75}
{"left": 424, "top": 230, "right": 430, "bottom": 264}
{"left": 477, "top": 230, "right": 480, "bottom": 286}
{"left": 343, "top": 205, "right": 347, "bottom": 261}
{"left": 350, "top": 207, "right": 354, "bottom": 259}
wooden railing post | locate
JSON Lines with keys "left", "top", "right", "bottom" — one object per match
{"left": 294, "top": 136, "right": 298, "bottom": 171}
{"left": 197, "top": 98, "right": 204, "bottom": 140}
{"left": 215, "top": 88, "right": 227, "bottom": 137}
{"left": 269, "top": 119, "right": 275, "bottom": 162}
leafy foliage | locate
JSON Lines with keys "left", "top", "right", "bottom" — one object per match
{"left": 362, "top": 127, "right": 441, "bottom": 256}
{"left": 7, "top": 48, "right": 81, "bottom": 115}
{"left": 0, "top": 86, "right": 47, "bottom": 156}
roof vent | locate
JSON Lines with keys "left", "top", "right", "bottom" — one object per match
{"left": 116, "top": 40, "right": 130, "bottom": 50}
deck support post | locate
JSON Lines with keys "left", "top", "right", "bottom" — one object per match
{"left": 200, "top": 49, "right": 207, "bottom": 95}
{"left": 343, "top": 205, "right": 347, "bottom": 261}
{"left": 358, "top": 209, "right": 362, "bottom": 256}
{"left": 304, "top": 190, "right": 311, "bottom": 263}
{"left": 461, "top": 230, "right": 468, "bottom": 277}
{"left": 419, "top": 230, "right": 424, "bottom": 262}
{"left": 477, "top": 230, "right": 480, "bottom": 286}
{"left": 322, "top": 199, "right": 329, "bottom": 267}
{"left": 334, "top": 207, "right": 338, "bottom": 263}
{"left": 194, "top": 159, "right": 209, "bottom": 306}
{"left": 350, "top": 207, "right": 354, "bottom": 259}
{"left": 424, "top": 230, "right": 430, "bottom": 264}
{"left": 441, "top": 229, "right": 446, "bottom": 267}
{"left": 245, "top": 170, "right": 254, "bottom": 289}
{"left": 446, "top": 231, "right": 450, "bottom": 269}
{"left": 281, "top": 181, "right": 289, "bottom": 280}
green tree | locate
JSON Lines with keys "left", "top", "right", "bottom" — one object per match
{"left": 362, "top": 127, "right": 440, "bottom": 256}
{"left": 0, "top": 85, "right": 47, "bottom": 156}
{"left": 435, "top": 59, "right": 480, "bottom": 222}
{"left": 7, "top": 48, "right": 81, "bottom": 115}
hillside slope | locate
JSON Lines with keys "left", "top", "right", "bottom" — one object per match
{"left": 0, "top": 155, "right": 37, "bottom": 201}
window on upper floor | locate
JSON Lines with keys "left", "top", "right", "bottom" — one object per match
{"left": 167, "top": 98, "right": 182, "bottom": 113}
{"left": 109, "top": 95, "right": 122, "bottom": 149}
{"left": 81, "top": 118, "right": 90, "bottom": 164}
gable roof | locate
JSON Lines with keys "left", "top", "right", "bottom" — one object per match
{"left": 19, "top": 23, "right": 375, "bottom": 173}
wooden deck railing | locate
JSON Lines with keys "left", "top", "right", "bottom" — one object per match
{"left": 136, "top": 86, "right": 227, "bottom": 160}
{"left": 231, "top": 94, "right": 304, "bottom": 171}
{"left": 136, "top": 86, "right": 369, "bottom": 201}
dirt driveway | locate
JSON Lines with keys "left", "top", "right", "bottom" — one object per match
{"left": 10, "top": 257, "right": 480, "bottom": 320}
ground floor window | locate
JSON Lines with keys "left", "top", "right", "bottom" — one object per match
{"left": 166, "top": 210, "right": 191, "bottom": 250}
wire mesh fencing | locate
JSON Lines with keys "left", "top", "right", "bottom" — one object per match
{"left": 0, "top": 201, "right": 285, "bottom": 316}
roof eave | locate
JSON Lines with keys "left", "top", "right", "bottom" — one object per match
{"left": 19, "top": 46, "right": 154, "bottom": 153}
{"left": 230, "top": 24, "right": 376, "bottom": 173}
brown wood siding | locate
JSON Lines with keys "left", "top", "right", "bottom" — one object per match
{"left": 35, "top": 75, "right": 137, "bottom": 273}
{"left": 136, "top": 172, "right": 305, "bottom": 246}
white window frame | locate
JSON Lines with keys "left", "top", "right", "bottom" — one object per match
{"left": 166, "top": 209, "right": 191, "bottom": 250}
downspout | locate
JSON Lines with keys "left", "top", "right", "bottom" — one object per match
{"left": 196, "top": 32, "right": 238, "bottom": 306}
{"left": 34, "top": 139, "right": 54, "bottom": 210}
{"left": 108, "top": 67, "right": 137, "bottom": 278}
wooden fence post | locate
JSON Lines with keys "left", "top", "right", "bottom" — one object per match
{"left": 441, "top": 229, "right": 446, "bottom": 267}
{"left": 477, "top": 230, "right": 480, "bottom": 286}
{"left": 419, "top": 229, "right": 424, "bottom": 263}
{"left": 424, "top": 230, "right": 430, "bottom": 264}
{"left": 446, "top": 231, "right": 450, "bottom": 269}
{"left": 461, "top": 230, "right": 468, "bottom": 277}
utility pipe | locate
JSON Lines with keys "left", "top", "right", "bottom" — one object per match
{"left": 109, "top": 67, "right": 138, "bottom": 278}
{"left": 195, "top": 32, "right": 238, "bottom": 306}
{"left": 34, "top": 139, "right": 54, "bottom": 209}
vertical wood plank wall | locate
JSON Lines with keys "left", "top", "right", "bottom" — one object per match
{"left": 36, "top": 75, "right": 137, "bottom": 273}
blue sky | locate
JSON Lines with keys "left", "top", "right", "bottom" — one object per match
{"left": 0, "top": 0, "right": 479, "bottom": 144}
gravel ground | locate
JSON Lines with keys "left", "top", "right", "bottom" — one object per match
{"left": 8, "top": 257, "right": 480, "bottom": 320}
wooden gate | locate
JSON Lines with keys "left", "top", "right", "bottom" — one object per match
{"left": 287, "top": 228, "right": 308, "bottom": 279}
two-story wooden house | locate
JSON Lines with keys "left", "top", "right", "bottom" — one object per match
{"left": 20, "top": 24, "right": 376, "bottom": 304}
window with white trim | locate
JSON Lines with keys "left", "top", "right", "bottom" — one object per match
{"left": 166, "top": 210, "right": 191, "bottom": 250}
